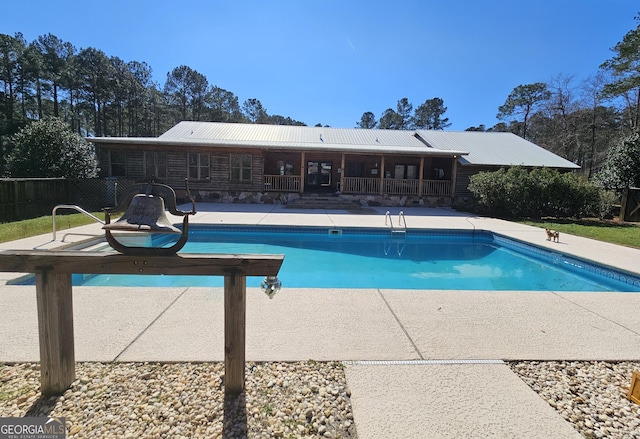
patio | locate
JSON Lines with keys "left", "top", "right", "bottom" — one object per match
{"left": 1, "top": 204, "right": 639, "bottom": 437}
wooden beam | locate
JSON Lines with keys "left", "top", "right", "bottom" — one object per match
{"left": 0, "top": 251, "right": 283, "bottom": 277}
{"left": 36, "top": 271, "right": 75, "bottom": 396}
{"left": 224, "top": 274, "right": 246, "bottom": 394}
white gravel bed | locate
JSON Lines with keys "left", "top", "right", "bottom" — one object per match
{"left": 510, "top": 361, "right": 640, "bottom": 439}
{"left": 0, "top": 361, "right": 357, "bottom": 438}
{"left": 1, "top": 360, "right": 639, "bottom": 438}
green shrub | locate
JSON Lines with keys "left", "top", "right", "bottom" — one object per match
{"left": 468, "top": 167, "right": 606, "bottom": 219}
{"left": 597, "top": 190, "right": 619, "bottom": 219}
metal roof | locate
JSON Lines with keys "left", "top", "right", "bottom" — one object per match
{"left": 415, "top": 130, "right": 580, "bottom": 169}
{"left": 154, "top": 121, "right": 465, "bottom": 156}
{"left": 88, "top": 122, "right": 579, "bottom": 169}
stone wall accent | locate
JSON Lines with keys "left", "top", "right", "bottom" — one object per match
{"left": 186, "top": 190, "right": 453, "bottom": 207}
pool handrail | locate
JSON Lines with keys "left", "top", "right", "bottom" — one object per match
{"left": 386, "top": 210, "right": 407, "bottom": 234}
{"left": 398, "top": 211, "right": 407, "bottom": 230}
{"left": 52, "top": 204, "right": 105, "bottom": 241}
{"left": 385, "top": 210, "right": 393, "bottom": 229}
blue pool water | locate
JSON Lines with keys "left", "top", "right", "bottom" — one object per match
{"left": 15, "top": 226, "right": 640, "bottom": 292}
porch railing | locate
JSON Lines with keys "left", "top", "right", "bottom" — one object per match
{"left": 342, "top": 177, "right": 451, "bottom": 197}
{"left": 263, "top": 175, "right": 301, "bottom": 192}
{"left": 341, "top": 177, "right": 380, "bottom": 194}
{"left": 422, "top": 180, "right": 451, "bottom": 197}
{"left": 383, "top": 179, "right": 420, "bottom": 195}
{"left": 262, "top": 175, "right": 452, "bottom": 197}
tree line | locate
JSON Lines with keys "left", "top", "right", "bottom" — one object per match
{"left": 2, "top": 13, "right": 640, "bottom": 180}
{"left": 0, "top": 32, "right": 307, "bottom": 173}
{"left": 480, "top": 12, "right": 640, "bottom": 179}
{"left": 356, "top": 97, "right": 451, "bottom": 131}
{"left": 357, "top": 14, "right": 640, "bottom": 179}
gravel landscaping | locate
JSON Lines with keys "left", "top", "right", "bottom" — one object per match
{"left": 0, "top": 361, "right": 356, "bottom": 439}
{"left": 510, "top": 360, "right": 640, "bottom": 439}
{"left": 1, "top": 360, "right": 639, "bottom": 438}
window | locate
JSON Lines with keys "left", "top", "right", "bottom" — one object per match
{"left": 188, "top": 153, "right": 210, "bottom": 180}
{"left": 110, "top": 150, "right": 126, "bottom": 177}
{"left": 230, "top": 153, "right": 252, "bottom": 182}
{"left": 144, "top": 151, "right": 167, "bottom": 179}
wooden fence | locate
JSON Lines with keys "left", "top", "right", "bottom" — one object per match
{"left": 620, "top": 188, "right": 640, "bottom": 222}
{"left": 0, "top": 178, "right": 135, "bottom": 223}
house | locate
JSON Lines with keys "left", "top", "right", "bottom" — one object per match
{"left": 89, "top": 121, "right": 579, "bottom": 207}
{"left": 413, "top": 130, "right": 581, "bottom": 204}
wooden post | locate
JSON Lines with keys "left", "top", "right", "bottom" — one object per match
{"left": 619, "top": 188, "right": 628, "bottom": 222}
{"left": 340, "top": 153, "right": 345, "bottom": 193}
{"left": 380, "top": 155, "right": 385, "bottom": 194}
{"left": 0, "top": 251, "right": 282, "bottom": 397}
{"left": 300, "top": 152, "right": 306, "bottom": 194}
{"left": 224, "top": 273, "right": 246, "bottom": 394}
{"left": 418, "top": 157, "right": 424, "bottom": 197}
{"left": 35, "top": 271, "right": 75, "bottom": 396}
{"left": 12, "top": 180, "right": 19, "bottom": 222}
{"left": 450, "top": 156, "right": 458, "bottom": 198}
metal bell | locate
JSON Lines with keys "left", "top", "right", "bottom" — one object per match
{"left": 103, "top": 194, "right": 181, "bottom": 234}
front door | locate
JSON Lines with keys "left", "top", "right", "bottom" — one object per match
{"left": 307, "top": 161, "right": 332, "bottom": 190}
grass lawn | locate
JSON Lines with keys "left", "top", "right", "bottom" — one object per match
{"left": 0, "top": 213, "right": 104, "bottom": 244}
{"left": 2, "top": 213, "right": 640, "bottom": 250}
{"left": 519, "top": 218, "right": 640, "bottom": 250}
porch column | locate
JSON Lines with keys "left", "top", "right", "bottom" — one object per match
{"left": 450, "top": 156, "right": 458, "bottom": 197}
{"left": 418, "top": 157, "right": 425, "bottom": 197}
{"left": 300, "top": 152, "right": 305, "bottom": 194}
{"left": 340, "top": 153, "right": 345, "bottom": 193}
{"left": 379, "top": 155, "right": 385, "bottom": 195}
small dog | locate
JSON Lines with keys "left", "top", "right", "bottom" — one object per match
{"left": 545, "top": 228, "right": 560, "bottom": 243}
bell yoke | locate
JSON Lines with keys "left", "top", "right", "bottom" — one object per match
{"left": 103, "top": 181, "right": 196, "bottom": 255}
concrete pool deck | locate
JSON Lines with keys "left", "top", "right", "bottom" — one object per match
{"left": 1, "top": 204, "right": 639, "bottom": 438}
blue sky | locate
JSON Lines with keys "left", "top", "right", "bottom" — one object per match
{"left": 2, "top": 1, "right": 638, "bottom": 131}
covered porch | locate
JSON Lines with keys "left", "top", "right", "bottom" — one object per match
{"left": 262, "top": 151, "right": 458, "bottom": 198}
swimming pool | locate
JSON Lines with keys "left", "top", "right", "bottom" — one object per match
{"left": 12, "top": 226, "right": 640, "bottom": 291}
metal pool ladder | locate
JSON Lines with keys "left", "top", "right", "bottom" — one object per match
{"left": 385, "top": 210, "right": 407, "bottom": 235}
{"left": 384, "top": 210, "right": 407, "bottom": 255}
